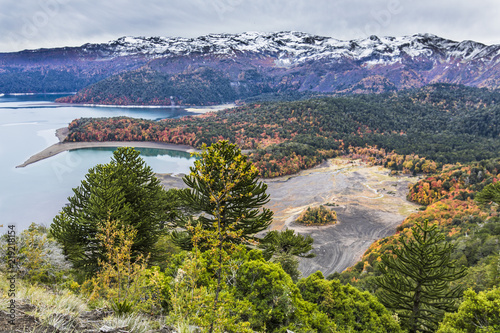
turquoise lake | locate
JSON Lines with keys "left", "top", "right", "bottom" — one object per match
{"left": 0, "top": 94, "right": 197, "bottom": 231}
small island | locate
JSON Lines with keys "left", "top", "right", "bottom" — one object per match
{"left": 295, "top": 205, "right": 338, "bottom": 226}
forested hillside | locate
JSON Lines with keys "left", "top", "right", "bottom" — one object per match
{"left": 335, "top": 157, "right": 500, "bottom": 294}
{"left": 56, "top": 67, "right": 240, "bottom": 106}
{"left": 65, "top": 83, "right": 500, "bottom": 177}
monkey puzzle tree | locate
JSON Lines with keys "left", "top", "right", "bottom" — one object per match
{"left": 258, "top": 229, "right": 315, "bottom": 282}
{"left": 51, "top": 147, "right": 173, "bottom": 276}
{"left": 172, "top": 140, "right": 273, "bottom": 250}
{"left": 259, "top": 229, "right": 315, "bottom": 260}
{"left": 476, "top": 181, "right": 500, "bottom": 205}
{"left": 171, "top": 140, "right": 273, "bottom": 333}
{"left": 375, "top": 220, "right": 467, "bottom": 333}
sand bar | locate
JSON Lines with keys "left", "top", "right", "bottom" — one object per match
{"left": 16, "top": 128, "right": 198, "bottom": 168}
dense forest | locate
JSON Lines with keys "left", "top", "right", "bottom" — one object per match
{"left": 64, "top": 83, "right": 500, "bottom": 177}
{"left": 0, "top": 68, "right": 103, "bottom": 93}
{"left": 54, "top": 64, "right": 332, "bottom": 106}
{"left": 56, "top": 67, "right": 242, "bottom": 106}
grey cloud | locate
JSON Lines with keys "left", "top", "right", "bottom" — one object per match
{"left": 0, "top": 0, "right": 499, "bottom": 52}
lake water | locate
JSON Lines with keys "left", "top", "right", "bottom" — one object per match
{"left": 0, "top": 94, "right": 197, "bottom": 231}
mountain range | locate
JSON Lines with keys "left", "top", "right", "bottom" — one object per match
{"left": 1, "top": 31, "right": 500, "bottom": 104}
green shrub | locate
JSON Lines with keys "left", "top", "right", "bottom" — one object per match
{"left": 298, "top": 271, "right": 403, "bottom": 333}
{"left": 437, "top": 287, "right": 500, "bottom": 333}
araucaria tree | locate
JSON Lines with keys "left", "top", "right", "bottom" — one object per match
{"left": 51, "top": 147, "right": 173, "bottom": 276}
{"left": 476, "top": 181, "right": 500, "bottom": 205}
{"left": 173, "top": 140, "right": 273, "bottom": 249}
{"left": 375, "top": 220, "right": 467, "bottom": 333}
{"left": 172, "top": 140, "right": 273, "bottom": 333}
{"left": 259, "top": 229, "right": 315, "bottom": 260}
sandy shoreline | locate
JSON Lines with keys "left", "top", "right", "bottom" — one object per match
{"left": 16, "top": 100, "right": 237, "bottom": 168}
{"left": 54, "top": 102, "right": 236, "bottom": 113}
{"left": 16, "top": 128, "right": 199, "bottom": 168}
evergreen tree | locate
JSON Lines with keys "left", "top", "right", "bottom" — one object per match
{"left": 258, "top": 229, "right": 315, "bottom": 282}
{"left": 172, "top": 140, "right": 273, "bottom": 249}
{"left": 51, "top": 147, "right": 173, "bottom": 276}
{"left": 259, "top": 229, "right": 315, "bottom": 260}
{"left": 476, "top": 181, "right": 500, "bottom": 205}
{"left": 171, "top": 140, "right": 273, "bottom": 333}
{"left": 375, "top": 220, "right": 467, "bottom": 333}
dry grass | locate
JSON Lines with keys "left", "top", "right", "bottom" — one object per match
{"left": 102, "top": 313, "right": 163, "bottom": 333}
{"left": 0, "top": 273, "right": 167, "bottom": 333}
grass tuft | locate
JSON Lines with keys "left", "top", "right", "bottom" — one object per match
{"left": 102, "top": 313, "right": 161, "bottom": 333}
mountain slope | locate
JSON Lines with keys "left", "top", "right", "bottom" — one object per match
{"left": 2, "top": 32, "right": 500, "bottom": 101}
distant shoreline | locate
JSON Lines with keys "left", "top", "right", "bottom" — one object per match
{"left": 16, "top": 128, "right": 198, "bottom": 168}
{"left": 55, "top": 102, "right": 236, "bottom": 113}
{"left": 0, "top": 92, "right": 77, "bottom": 96}
{"left": 0, "top": 92, "right": 237, "bottom": 113}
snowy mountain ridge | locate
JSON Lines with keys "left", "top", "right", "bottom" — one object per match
{"left": 81, "top": 31, "right": 500, "bottom": 64}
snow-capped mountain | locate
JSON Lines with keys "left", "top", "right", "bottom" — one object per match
{"left": 85, "top": 31, "right": 500, "bottom": 64}
{"left": 1, "top": 31, "right": 500, "bottom": 101}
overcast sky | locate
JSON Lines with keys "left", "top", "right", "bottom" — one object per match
{"left": 1, "top": 0, "right": 499, "bottom": 52}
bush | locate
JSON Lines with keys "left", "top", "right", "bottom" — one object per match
{"left": 235, "top": 259, "right": 334, "bottom": 332}
{"left": 82, "top": 217, "right": 169, "bottom": 314}
{"left": 0, "top": 223, "right": 72, "bottom": 284}
{"left": 298, "top": 271, "right": 403, "bottom": 333}
{"left": 437, "top": 287, "right": 500, "bottom": 333}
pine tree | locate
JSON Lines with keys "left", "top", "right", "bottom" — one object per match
{"left": 375, "top": 220, "right": 467, "bottom": 333}
{"left": 51, "top": 147, "right": 174, "bottom": 276}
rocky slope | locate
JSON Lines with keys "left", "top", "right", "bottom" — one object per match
{"left": 1, "top": 31, "right": 500, "bottom": 102}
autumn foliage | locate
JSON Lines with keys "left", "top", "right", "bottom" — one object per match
{"left": 407, "top": 159, "right": 500, "bottom": 205}
{"left": 65, "top": 84, "right": 500, "bottom": 178}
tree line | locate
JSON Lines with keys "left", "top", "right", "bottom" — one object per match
{"left": 64, "top": 83, "right": 500, "bottom": 177}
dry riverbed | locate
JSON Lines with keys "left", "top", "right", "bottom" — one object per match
{"left": 158, "top": 158, "right": 421, "bottom": 277}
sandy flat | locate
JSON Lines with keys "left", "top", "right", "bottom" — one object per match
{"left": 264, "top": 158, "right": 420, "bottom": 276}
